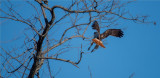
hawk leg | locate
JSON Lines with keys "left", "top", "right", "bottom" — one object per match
{"left": 88, "top": 42, "right": 94, "bottom": 51}
{"left": 91, "top": 45, "right": 99, "bottom": 52}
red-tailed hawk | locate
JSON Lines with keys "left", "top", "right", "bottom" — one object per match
{"left": 88, "top": 21, "right": 124, "bottom": 52}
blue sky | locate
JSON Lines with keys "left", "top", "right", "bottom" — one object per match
{"left": 0, "top": 0, "right": 160, "bottom": 78}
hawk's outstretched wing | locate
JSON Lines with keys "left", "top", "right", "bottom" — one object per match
{"left": 92, "top": 21, "right": 100, "bottom": 33}
{"left": 100, "top": 29, "right": 123, "bottom": 39}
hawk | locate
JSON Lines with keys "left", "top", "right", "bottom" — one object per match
{"left": 88, "top": 21, "right": 124, "bottom": 52}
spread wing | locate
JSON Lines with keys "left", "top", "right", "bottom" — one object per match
{"left": 100, "top": 29, "right": 123, "bottom": 39}
{"left": 92, "top": 21, "right": 100, "bottom": 33}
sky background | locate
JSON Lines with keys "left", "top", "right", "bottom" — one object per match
{"left": 0, "top": 0, "right": 160, "bottom": 78}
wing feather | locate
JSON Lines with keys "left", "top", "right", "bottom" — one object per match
{"left": 92, "top": 21, "right": 100, "bottom": 33}
{"left": 100, "top": 29, "right": 123, "bottom": 39}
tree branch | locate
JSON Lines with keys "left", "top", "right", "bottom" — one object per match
{"left": 0, "top": 16, "right": 41, "bottom": 36}
{"left": 43, "top": 35, "right": 87, "bottom": 54}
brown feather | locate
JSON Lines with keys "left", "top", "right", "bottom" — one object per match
{"left": 100, "top": 29, "right": 123, "bottom": 39}
{"left": 92, "top": 21, "right": 100, "bottom": 33}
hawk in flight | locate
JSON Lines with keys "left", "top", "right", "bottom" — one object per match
{"left": 88, "top": 21, "right": 124, "bottom": 52}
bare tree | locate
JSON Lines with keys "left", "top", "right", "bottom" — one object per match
{"left": 0, "top": 0, "right": 155, "bottom": 78}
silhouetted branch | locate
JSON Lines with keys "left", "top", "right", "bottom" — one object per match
{"left": 129, "top": 72, "right": 135, "bottom": 78}
{"left": 40, "top": 44, "right": 84, "bottom": 68}
{"left": 88, "top": 66, "right": 92, "bottom": 78}
{"left": 39, "top": 57, "right": 80, "bottom": 68}
{"left": 44, "top": 35, "right": 88, "bottom": 54}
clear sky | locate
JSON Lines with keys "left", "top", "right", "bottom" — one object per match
{"left": 0, "top": 0, "right": 160, "bottom": 78}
